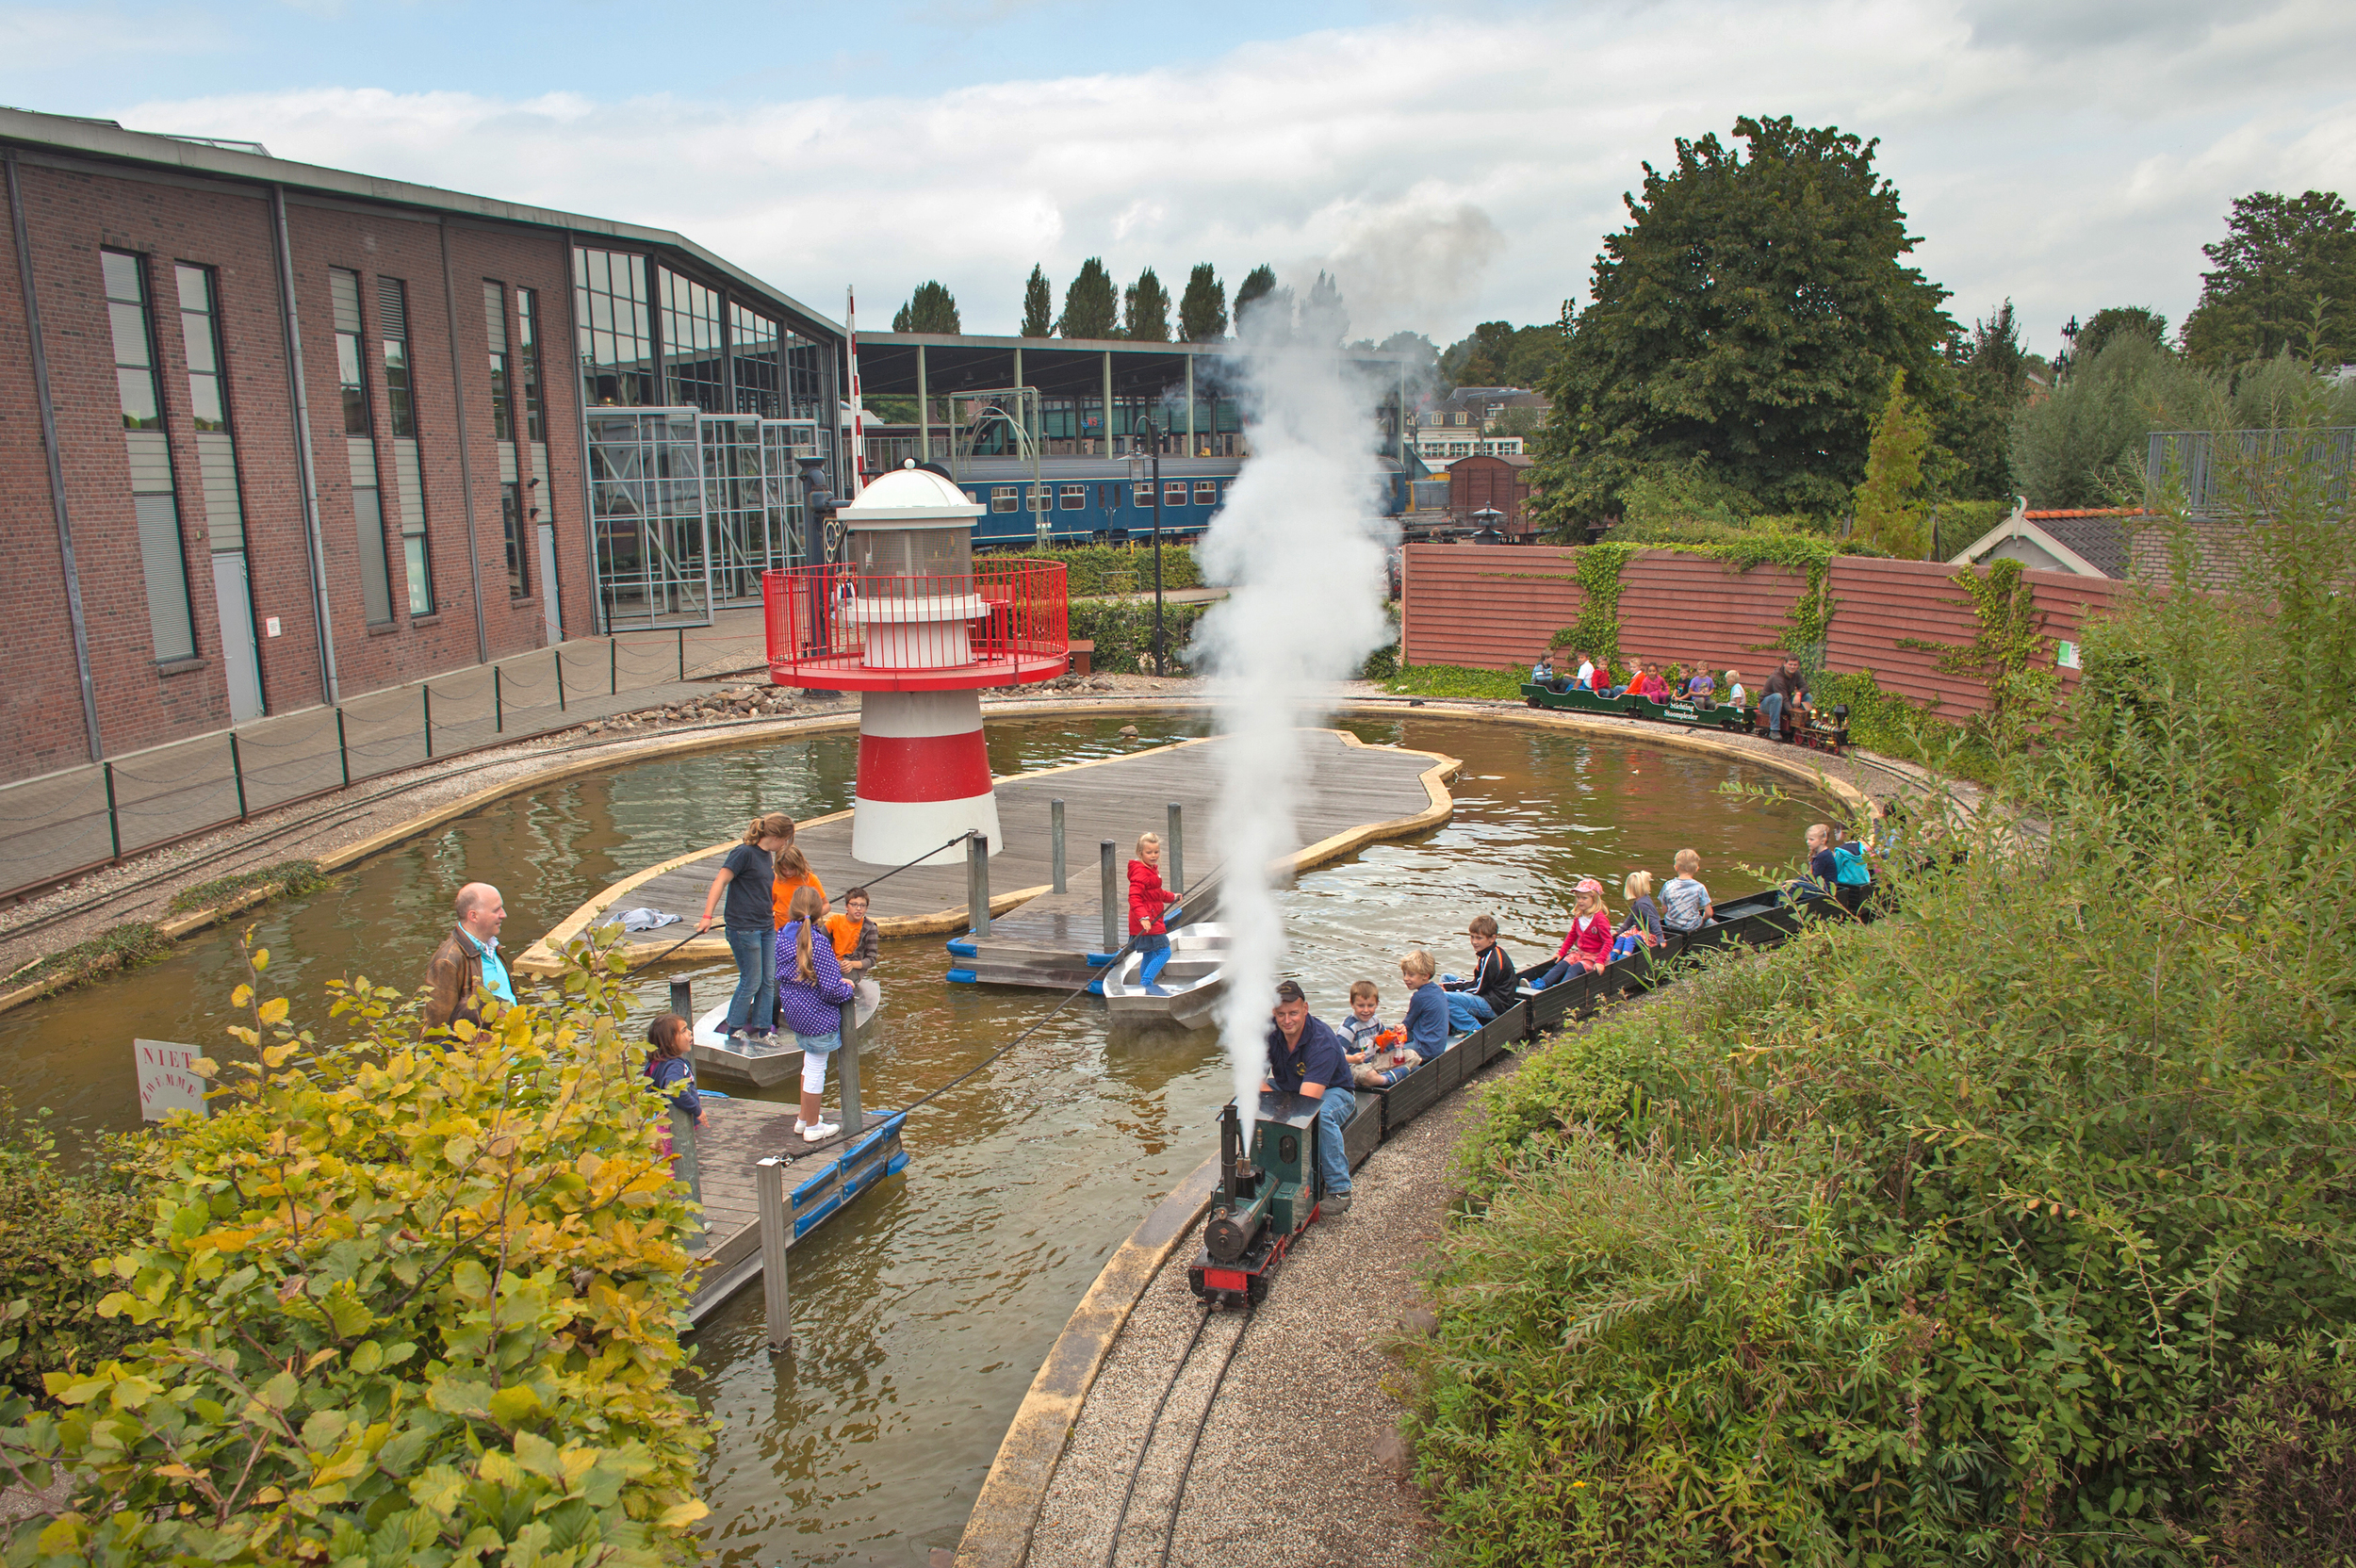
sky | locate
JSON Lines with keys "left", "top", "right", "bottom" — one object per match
{"left": 6, "top": 0, "right": 2354, "bottom": 363}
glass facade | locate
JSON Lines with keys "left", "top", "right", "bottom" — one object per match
{"left": 587, "top": 408, "right": 707, "bottom": 628}
{"left": 574, "top": 248, "right": 655, "bottom": 409}
{"left": 104, "top": 250, "right": 197, "bottom": 662}
{"left": 660, "top": 268, "right": 724, "bottom": 412}
{"left": 731, "top": 302, "right": 780, "bottom": 416}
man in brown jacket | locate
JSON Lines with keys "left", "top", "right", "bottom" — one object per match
{"left": 423, "top": 883, "right": 515, "bottom": 1032}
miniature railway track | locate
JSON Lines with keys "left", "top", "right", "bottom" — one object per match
{"left": 1099, "top": 1300, "right": 1259, "bottom": 1568}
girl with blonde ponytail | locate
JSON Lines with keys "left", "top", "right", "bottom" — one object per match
{"left": 773, "top": 884, "right": 855, "bottom": 1141}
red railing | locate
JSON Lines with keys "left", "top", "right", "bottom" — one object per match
{"left": 762, "top": 561, "right": 1069, "bottom": 690}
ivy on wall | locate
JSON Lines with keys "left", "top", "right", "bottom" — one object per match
{"left": 1898, "top": 557, "right": 2058, "bottom": 753}
{"left": 1542, "top": 544, "right": 1640, "bottom": 664}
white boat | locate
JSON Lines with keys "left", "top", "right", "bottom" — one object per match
{"left": 1100, "top": 923, "right": 1230, "bottom": 1029}
{"left": 689, "top": 981, "right": 884, "bottom": 1090}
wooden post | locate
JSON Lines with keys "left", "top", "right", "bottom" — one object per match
{"left": 1100, "top": 839, "right": 1119, "bottom": 954}
{"left": 756, "top": 1155, "right": 792, "bottom": 1354}
{"left": 966, "top": 832, "right": 991, "bottom": 938}
{"left": 669, "top": 979, "right": 692, "bottom": 1018}
{"left": 1166, "top": 801, "right": 1184, "bottom": 898}
{"left": 1050, "top": 797, "right": 1066, "bottom": 892}
{"left": 837, "top": 999, "right": 860, "bottom": 1134}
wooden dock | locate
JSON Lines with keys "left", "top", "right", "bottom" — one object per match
{"left": 515, "top": 727, "right": 1457, "bottom": 976}
{"left": 684, "top": 1096, "right": 907, "bottom": 1325}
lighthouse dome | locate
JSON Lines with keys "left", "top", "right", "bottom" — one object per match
{"left": 840, "top": 465, "right": 985, "bottom": 526}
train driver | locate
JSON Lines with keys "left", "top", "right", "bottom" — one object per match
{"left": 1263, "top": 980, "right": 1356, "bottom": 1216}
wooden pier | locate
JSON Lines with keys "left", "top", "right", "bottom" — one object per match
{"left": 515, "top": 728, "right": 1457, "bottom": 976}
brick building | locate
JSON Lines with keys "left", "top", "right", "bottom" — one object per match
{"left": 2, "top": 106, "right": 843, "bottom": 783}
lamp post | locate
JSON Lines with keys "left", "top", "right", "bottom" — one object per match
{"left": 1130, "top": 416, "right": 1168, "bottom": 672}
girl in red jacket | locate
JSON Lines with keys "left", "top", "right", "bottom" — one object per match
{"left": 1127, "top": 831, "right": 1183, "bottom": 989}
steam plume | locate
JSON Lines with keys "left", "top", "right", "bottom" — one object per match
{"left": 1192, "top": 290, "right": 1396, "bottom": 1138}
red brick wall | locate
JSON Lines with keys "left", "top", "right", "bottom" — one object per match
{"left": 1402, "top": 543, "right": 2138, "bottom": 719}
{"left": 0, "top": 155, "right": 601, "bottom": 781}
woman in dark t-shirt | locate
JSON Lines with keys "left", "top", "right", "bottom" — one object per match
{"left": 697, "top": 812, "right": 793, "bottom": 1042}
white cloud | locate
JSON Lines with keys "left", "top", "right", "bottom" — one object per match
{"left": 108, "top": 0, "right": 2356, "bottom": 352}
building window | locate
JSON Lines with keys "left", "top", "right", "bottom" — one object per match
{"left": 378, "top": 278, "right": 417, "bottom": 437}
{"left": 573, "top": 248, "right": 655, "bottom": 408}
{"left": 1165, "top": 480, "right": 1187, "bottom": 507}
{"left": 963, "top": 489, "right": 982, "bottom": 505}
{"left": 731, "top": 302, "right": 781, "bottom": 416}
{"left": 1100, "top": 483, "right": 1121, "bottom": 509}
{"left": 1029, "top": 485, "right": 1050, "bottom": 513}
{"left": 515, "top": 287, "right": 546, "bottom": 444}
{"left": 177, "top": 263, "right": 253, "bottom": 568}
{"left": 104, "top": 250, "right": 197, "bottom": 662}
{"left": 990, "top": 486, "right": 1018, "bottom": 513}
{"left": 660, "top": 268, "right": 725, "bottom": 412}
{"left": 1192, "top": 480, "right": 1218, "bottom": 506}
{"left": 483, "top": 281, "right": 512, "bottom": 443}
{"left": 1133, "top": 482, "right": 1155, "bottom": 508}
{"left": 330, "top": 268, "right": 369, "bottom": 436}
{"left": 1058, "top": 483, "right": 1087, "bottom": 510}
{"left": 331, "top": 269, "right": 393, "bottom": 624}
{"left": 501, "top": 481, "right": 529, "bottom": 598}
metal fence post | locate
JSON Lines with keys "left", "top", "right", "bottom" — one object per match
{"left": 610, "top": 637, "right": 617, "bottom": 695}
{"left": 1050, "top": 797, "right": 1066, "bottom": 892}
{"left": 1166, "top": 801, "right": 1184, "bottom": 898}
{"left": 422, "top": 685, "right": 434, "bottom": 760}
{"left": 966, "top": 832, "right": 991, "bottom": 938}
{"left": 1100, "top": 840, "right": 1119, "bottom": 954}
{"left": 554, "top": 648, "right": 565, "bottom": 712}
{"left": 229, "top": 733, "right": 248, "bottom": 821}
{"left": 837, "top": 999, "right": 861, "bottom": 1135}
{"left": 756, "top": 1156, "right": 792, "bottom": 1355}
{"left": 103, "top": 760, "right": 121, "bottom": 860}
{"left": 335, "top": 708, "right": 351, "bottom": 788}
{"left": 493, "top": 665, "right": 504, "bottom": 732}
{"left": 677, "top": 627, "right": 685, "bottom": 682}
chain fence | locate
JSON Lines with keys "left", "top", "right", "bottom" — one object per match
{"left": 0, "top": 616, "right": 768, "bottom": 904}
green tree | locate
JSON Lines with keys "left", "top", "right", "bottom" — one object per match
{"left": 1021, "top": 264, "right": 1054, "bottom": 337}
{"left": 2008, "top": 330, "right": 2185, "bottom": 506}
{"left": 2182, "top": 189, "right": 2356, "bottom": 367}
{"left": 1122, "top": 267, "right": 1171, "bottom": 342}
{"left": 1056, "top": 257, "right": 1120, "bottom": 339}
{"left": 2070, "top": 304, "right": 2167, "bottom": 369}
{"left": 1441, "top": 321, "right": 1516, "bottom": 387}
{"left": 1938, "top": 300, "right": 2033, "bottom": 500}
{"left": 1234, "top": 264, "right": 1279, "bottom": 326}
{"left": 1852, "top": 368, "right": 1931, "bottom": 554}
{"left": 1177, "top": 263, "right": 1226, "bottom": 341}
{"left": 891, "top": 280, "right": 960, "bottom": 335}
{"left": 1532, "top": 114, "right": 1956, "bottom": 530}
{"left": 1301, "top": 270, "right": 1348, "bottom": 346}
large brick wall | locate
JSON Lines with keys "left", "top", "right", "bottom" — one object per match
{"left": 1401, "top": 542, "right": 2136, "bottom": 718}
{"left": 0, "top": 153, "right": 604, "bottom": 781}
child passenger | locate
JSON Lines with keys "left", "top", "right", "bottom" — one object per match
{"left": 1440, "top": 915, "right": 1517, "bottom": 1031}
{"left": 1127, "top": 832, "right": 1183, "bottom": 988}
{"left": 825, "top": 886, "right": 881, "bottom": 1021}
{"left": 1612, "top": 870, "right": 1663, "bottom": 957}
{"left": 1661, "top": 849, "right": 1715, "bottom": 935}
{"left": 1339, "top": 980, "right": 1417, "bottom": 1087}
{"left": 1398, "top": 951, "right": 1449, "bottom": 1059}
{"left": 1536, "top": 878, "right": 1613, "bottom": 987}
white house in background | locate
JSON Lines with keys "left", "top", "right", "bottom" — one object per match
{"left": 1415, "top": 386, "right": 1548, "bottom": 464}
{"left": 1948, "top": 499, "right": 2138, "bottom": 580}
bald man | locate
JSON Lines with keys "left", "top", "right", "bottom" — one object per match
{"left": 423, "top": 882, "right": 516, "bottom": 1032}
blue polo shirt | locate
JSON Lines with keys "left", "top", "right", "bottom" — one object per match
{"left": 461, "top": 930, "right": 515, "bottom": 1006}
{"left": 1265, "top": 1015, "right": 1353, "bottom": 1094}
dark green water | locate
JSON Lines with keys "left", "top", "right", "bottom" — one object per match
{"left": 0, "top": 713, "right": 1826, "bottom": 1564}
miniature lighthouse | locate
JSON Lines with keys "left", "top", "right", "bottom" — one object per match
{"left": 763, "top": 465, "right": 1070, "bottom": 866}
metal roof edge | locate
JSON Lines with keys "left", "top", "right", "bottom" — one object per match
{"left": 0, "top": 104, "right": 842, "bottom": 338}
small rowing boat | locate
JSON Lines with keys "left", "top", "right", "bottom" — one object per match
{"left": 1099, "top": 922, "right": 1230, "bottom": 1029}
{"left": 690, "top": 981, "right": 886, "bottom": 1090}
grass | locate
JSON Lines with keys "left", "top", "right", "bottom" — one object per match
{"left": 0, "top": 923, "right": 169, "bottom": 997}
{"left": 164, "top": 858, "right": 328, "bottom": 915}
{"left": 1383, "top": 663, "right": 1527, "bottom": 700}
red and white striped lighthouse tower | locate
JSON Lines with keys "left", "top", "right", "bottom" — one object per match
{"left": 762, "top": 465, "right": 1069, "bottom": 867}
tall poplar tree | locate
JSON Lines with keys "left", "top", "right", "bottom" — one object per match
{"left": 1234, "top": 264, "right": 1279, "bottom": 324}
{"left": 1123, "top": 267, "right": 1171, "bottom": 341}
{"left": 1056, "top": 257, "right": 1121, "bottom": 339}
{"left": 891, "top": 281, "right": 960, "bottom": 335}
{"left": 1021, "top": 265, "right": 1053, "bottom": 337}
{"left": 1532, "top": 115, "right": 1955, "bottom": 526}
{"left": 1852, "top": 368, "right": 1931, "bottom": 556}
{"left": 1177, "top": 263, "right": 1227, "bottom": 341}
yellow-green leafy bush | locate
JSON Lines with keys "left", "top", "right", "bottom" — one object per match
{"left": 0, "top": 933, "right": 710, "bottom": 1566}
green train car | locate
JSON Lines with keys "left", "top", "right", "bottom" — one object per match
{"left": 1519, "top": 681, "right": 1849, "bottom": 754}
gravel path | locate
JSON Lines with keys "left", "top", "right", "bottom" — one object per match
{"left": 1027, "top": 1047, "right": 1529, "bottom": 1568}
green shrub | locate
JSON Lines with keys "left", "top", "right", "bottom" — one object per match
{"left": 1004, "top": 543, "right": 1202, "bottom": 596}
{"left": 1411, "top": 400, "right": 2356, "bottom": 1563}
{"left": 1360, "top": 644, "right": 1401, "bottom": 681}
{"left": 1383, "top": 664, "right": 1526, "bottom": 700}
{"left": 1069, "top": 598, "right": 1206, "bottom": 674}
{"left": 0, "top": 1100, "right": 154, "bottom": 1397}
{"left": 165, "top": 859, "right": 329, "bottom": 916}
{"left": 0, "top": 930, "right": 711, "bottom": 1565}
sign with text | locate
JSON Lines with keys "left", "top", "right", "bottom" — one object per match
{"left": 134, "top": 1038, "right": 208, "bottom": 1121}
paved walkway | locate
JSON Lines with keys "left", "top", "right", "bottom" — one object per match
{"left": 0, "top": 613, "right": 769, "bottom": 901}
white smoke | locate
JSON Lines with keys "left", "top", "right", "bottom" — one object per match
{"left": 1191, "top": 290, "right": 1396, "bottom": 1141}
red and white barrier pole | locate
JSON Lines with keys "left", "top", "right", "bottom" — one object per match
{"left": 846, "top": 286, "right": 867, "bottom": 499}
